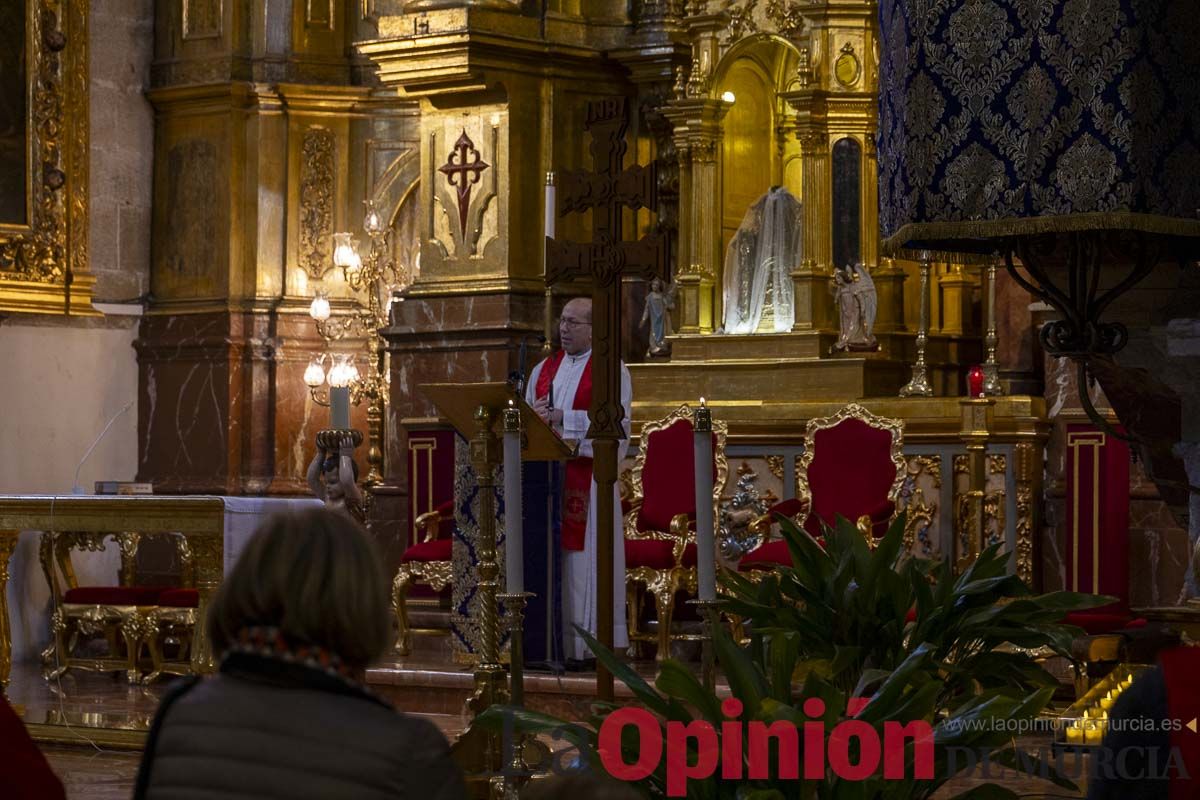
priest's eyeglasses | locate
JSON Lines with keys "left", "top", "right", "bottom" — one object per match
{"left": 558, "top": 316, "right": 591, "bottom": 329}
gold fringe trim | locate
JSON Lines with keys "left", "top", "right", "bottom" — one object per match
{"left": 890, "top": 248, "right": 997, "bottom": 266}
{"left": 881, "top": 212, "right": 1200, "bottom": 255}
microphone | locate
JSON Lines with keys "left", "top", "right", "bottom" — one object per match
{"left": 73, "top": 400, "right": 134, "bottom": 495}
{"left": 508, "top": 334, "right": 547, "bottom": 395}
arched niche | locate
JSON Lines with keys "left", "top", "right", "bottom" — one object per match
{"left": 831, "top": 137, "right": 862, "bottom": 271}
{"left": 714, "top": 35, "right": 801, "bottom": 261}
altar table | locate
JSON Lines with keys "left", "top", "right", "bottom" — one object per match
{"left": 0, "top": 495, "right": 322, "bottom": 687}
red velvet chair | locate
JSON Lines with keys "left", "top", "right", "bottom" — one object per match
{"left": 624, "top": 404, "right": 728, "bottom": 662}
{"left": 738, "top": 403, "right": 906, "bottom": 574}
{"left": 41, "top": 531, "right": 194, "bottom": 683}
{"left": 392, "top": 500, "right": 454, "bottom": 656}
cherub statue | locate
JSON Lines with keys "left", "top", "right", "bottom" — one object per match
{"left": 306, "top": 432, "right": 366, "bottom": 523}
{"left": 641, "top": 277, "right": 678, "bottom": 357}
{"left": 831, "top": 262, "right": 879, "bottom": 353}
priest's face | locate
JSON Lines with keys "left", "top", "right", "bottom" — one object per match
{"left": 560, "top": 298, "right": 592, "bottom": 355}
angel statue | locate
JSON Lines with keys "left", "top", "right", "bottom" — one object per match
{"left": 831, "top": 262, "right": 879, "bottom": 353}
{"left": 306, "top": 432, "right": 367, "bottom": 524}
{"left": 641, "top": 277, "right": 678, "bottom": 357}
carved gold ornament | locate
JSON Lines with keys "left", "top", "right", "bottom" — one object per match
{"left": 834, "top": 43, "right": 860, "bottom": 88}
{"left": 0, "top": 0, "right": 92, "bottom": 314}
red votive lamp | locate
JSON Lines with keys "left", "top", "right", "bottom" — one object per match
{"left": 967, "top": 365, "right": 985, "bottom": 398}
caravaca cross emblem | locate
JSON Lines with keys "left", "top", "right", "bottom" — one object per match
{"left": 438, "top": 130, "right": 490, "bottom": 240}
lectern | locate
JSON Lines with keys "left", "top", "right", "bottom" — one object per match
{"left": 418, "top": 382, "right": 572, "bottom": 794}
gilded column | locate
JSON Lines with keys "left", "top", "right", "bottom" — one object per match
{"left": 662, "top": 92, "right": 729, "bottom": 331}
{"left": 862, "top": 137, "right": 880, "bottom": 271}
{"left": 956, "top": 399, "right": 995, "bottom": 574}
{"left": 792, "top": 131, "right": 833, "bottom": 331}
{"left": 1014, "top": 441, "right": 1039, "bottom": 585}
{"left": 676, "top": 142, "right": 693, "bottom": 277}
{"left": 939, "top": 265, "right": 974, "bottom": 336}
{"left": 872, "top": 256, "right": 906, "bottom": 333}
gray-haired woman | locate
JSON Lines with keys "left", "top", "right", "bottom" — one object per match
{"left": 134, "top": 508, "right": 465, "bottom": 800}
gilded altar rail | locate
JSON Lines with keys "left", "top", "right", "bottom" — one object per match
{"left": 0, "top": 495, "right": 225, "bottom": 689}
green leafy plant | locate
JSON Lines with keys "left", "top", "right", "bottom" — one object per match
{"left": 480, "top": 513, "right": 1110, "bottom": 799}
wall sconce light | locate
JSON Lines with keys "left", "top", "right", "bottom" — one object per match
{"left": 309, "top": 291, "right": 331, "bottom": 322}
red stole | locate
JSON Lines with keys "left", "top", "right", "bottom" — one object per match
{"left": 1161, "top": 647, "right": 1200, "bottom": 799}
{"left": 535, "top": 350, "right": 592, "bottom": 551}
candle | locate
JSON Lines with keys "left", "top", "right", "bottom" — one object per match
{"left": 1065, "top": 723, "right": 1084, "bottom": 744}
{"left": 694, "top": 398, "right": 716, "bottom": 602}
{"left": 503, "top": 402, "right": 524, "bottom": 594}
{"left": 545, "top": 172, "right": 556, "bottom": 240}
{"left": 331, "top": 386, "right": 350, "bottom": 429}
{"left": 967, "top": 365, "right": 985, "bottom": 398}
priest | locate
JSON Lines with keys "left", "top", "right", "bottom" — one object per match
{"left": 526, "top": 297, "right": 631, "bottom": 667}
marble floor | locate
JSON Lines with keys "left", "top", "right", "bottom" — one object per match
{"left": 43, "top": 745, "right": 141, "bottom": 800}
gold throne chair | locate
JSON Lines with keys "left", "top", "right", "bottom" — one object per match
{"left": 391, "top": 500, "right": 454, "bottom": 656}
{"left": 738, "top": 403, "right": 906, "bottom": 577}
{"left": 624, "top": 404, "right": 728, "bottom": 662}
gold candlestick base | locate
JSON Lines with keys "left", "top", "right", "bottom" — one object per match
{"left": 899, "top": 366, "right": 933, "bottom": 398}
{"left": 493, "top": 592, "right": 549, "bottom": 799}
{"left": 688, "top": 598, "right": 723, "bottom": 693}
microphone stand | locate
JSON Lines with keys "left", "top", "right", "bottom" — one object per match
{"left": 508, "top": 334, "right": 547, "bottom": 396}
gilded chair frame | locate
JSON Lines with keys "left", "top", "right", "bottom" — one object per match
{"left": 625, "top": 403, "right": 729, "bottom": 662}
{"left": 744, "top": 403, "right": 906, "bottom": 585}
{"left": 40, "top": 531, "right": 149, "bottom": 684}
{"left": 41, "top": 530, "right": 198, "bottom": 684}
{"left": 794, "top": 402, "right": 907, "bottom": 545}
{"left": 142, "top": 535, "right": 197, "bottom": 684}
{"left": 391, "top": 508, "right": 453, "bottom": 656}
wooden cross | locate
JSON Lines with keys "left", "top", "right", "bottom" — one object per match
{"left": 545, "top": 97, "right": 668, "bottom": 701}
{"left": 439, "top": 130, "right": 490, "bottom": 240}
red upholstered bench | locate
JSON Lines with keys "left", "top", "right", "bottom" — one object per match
{"left": 62, "top": 586, "right": 165, "bottom": 606}
{"left": 401, "top": 537, "right": 452, "bottom": 563}
{"left": 626, "top": 540, "right": 698, "bottom": 571}
{"left": 157, "top": 588, "right": 199, "bottom": 608}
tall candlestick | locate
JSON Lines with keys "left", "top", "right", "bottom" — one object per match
{"left": 331, "top": 386, "right": 350, "bottom": 429}
{"left": 982, "top": 257, "right": 1004, "bottom": 396}
{"left": 502, "top": 403, "right": 524, "bottom": 594}
{"left": 693, "top": 399, "right": 716, "bottom": 602}
{"left": 900, "top": 251, "right": 934, "bottom": 397}
{"left": 544, "top": 172, "right": 556, "bottom": 240}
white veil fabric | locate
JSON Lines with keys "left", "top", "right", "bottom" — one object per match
{"left": 721, "top": 186, "right": 803, "bottom": 334}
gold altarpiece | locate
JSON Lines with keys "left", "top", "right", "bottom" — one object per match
{"left": 662, "top": 1, "right": 983, "bottom": 362}
{"left": 0, "top": 0, "right": 94, "bottom": 315}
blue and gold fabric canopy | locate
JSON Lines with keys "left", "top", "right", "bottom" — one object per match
{"left": 878, "top": 0, "right": 1200, "bottom": 254}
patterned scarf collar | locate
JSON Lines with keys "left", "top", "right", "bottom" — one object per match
{"left": 222, "top": 625, "right": 388, "bottom": 707}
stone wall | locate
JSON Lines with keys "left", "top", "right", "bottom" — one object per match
{"left": 89, "top": 0, "right": 154, "bottom": 303}
{"left": 0, "top": 1, "right": 154, "bottom": 662}
{"left": 0, "top": 317, "right": 138, "bottom": 660}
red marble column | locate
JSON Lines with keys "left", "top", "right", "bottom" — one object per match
{"left": 380, "top": 290, "right": 545, "bottom": 574}
{"left": 135, "top": 308, "right": 366, "bottom": 496}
